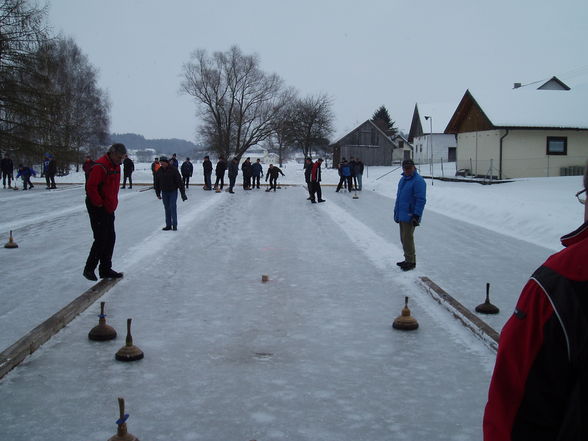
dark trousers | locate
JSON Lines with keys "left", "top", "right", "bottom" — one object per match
{"left": 85, "top": 198, "right": 116, "bottom": 273}
{"left": 268, "top": 177, "right": 278, "bottom": 190}
{"left": 204, "top": 172, "right": 212, "bottom": 189}
{"left": 45, "top": 174, "right": 56, "bottom": 188}
{"left": 306, "top": 179, "right": 312, "bottom": 198}
{"left": 310, "top": 181, "right": 322, "bottom": 201}
{"left": 183, "top": 175, "right": 190, "bottom": 189}
{"left": 252, "top": 175, "right": 261, "bottom": 188}
{"left": 122, "top": 173, "right": 132, "bottom": 188}
{"left": 215, "top": 174, "right": 225, "bottom": 189}
{"left": 229, "top": 175, "right": 236, "bottom": 191}
{"left": 336, "top": 176, "right": 352, "bottom": 192}
{"left": 2, "top": 171, "right": 12, "bottom": 187}
{"left": 243, "top": 175, "right": 251, "bottom": 189}
{"left": 22, "top": 176, "right": 33, "bottom": 190}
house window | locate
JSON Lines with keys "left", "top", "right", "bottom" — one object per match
{"left": 547, "top": 136, "right": 567, "bottom": 155}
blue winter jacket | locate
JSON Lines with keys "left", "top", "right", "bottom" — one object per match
{"left": 394, "top": 171, "right": 427, "bottom": 223}
{"left": 341, "top": 163, "right": 352, "bottom": 177}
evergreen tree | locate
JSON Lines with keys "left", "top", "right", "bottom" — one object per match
{"left": 371, "top": 105, "right": 397, "bottom": 136}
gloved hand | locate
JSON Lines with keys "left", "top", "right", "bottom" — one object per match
{"left": 181, "top": 194, "right": 188, "bottom": 202}
{"left": 411, "top": 215, "right": 420, "bottom": 227}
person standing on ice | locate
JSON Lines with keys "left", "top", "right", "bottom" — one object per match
{"left": 304, "top": 157, "right": 314, "bottom": 200}
{"left": 251, "top": 158, "right": 263, "bottom": 189}
{"left": 483, "top": 163, "right": 588, "bottom": 441}
{"left": 394, "top": 158, "right": 426, "bottom": 271}
{"left": 155, "top": 156, "right": 187, "bottom": 231}
{"left": 241, "top": 157, "right": 252, "bottom": 190}
{"left": 83, "top": 143, "right": 127, "bottom": 281}
{"left": 309, "top": 158, "right": 325, "bottom": 203}
{"left": 214, "top": 156, "right": 227, "bottom": 190}
{"left": 150, "top": 157, "right": 160, "bottom": 189}
{"left": 202, "top": 155, "right": 213, "bottom": 190}
{"left": 227, "top": 157, "right": 239, "bottom": 193}
{"left": 335, "top": 158, "right": 352, "bottom": 192}
{"left": 181, "top": 157, "right": 193, "bottom": 189}
{"left": 121, "top": 154, "right": 134, "bottom": 189}
{"left": 43, "top": 153, "right": 57, "bottom": 189}
{"left": 1, "top": 152, "right": 14, "bottom": 188}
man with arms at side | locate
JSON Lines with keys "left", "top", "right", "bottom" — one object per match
{"left": 394, "top": 159, "right": 426, "bottom": 271}
{"left": 83, "top": 143, "right": 127, "bottom": 281}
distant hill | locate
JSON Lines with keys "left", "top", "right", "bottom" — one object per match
{"left": 109, "top": 133, "right": 205, "bottom": 156}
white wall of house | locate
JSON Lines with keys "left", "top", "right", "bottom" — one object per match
{"left": 457, "top": 129, "right": 588, "bottom": 178}
{"left": 413, "top": 134, "right": 456, "bottom": 164}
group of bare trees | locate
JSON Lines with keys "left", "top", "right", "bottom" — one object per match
{"left": 1, "top": 0, "right": 109, "bottom": 167}
{"left": 181, "top": 46, "right": 334, "bottom": 163}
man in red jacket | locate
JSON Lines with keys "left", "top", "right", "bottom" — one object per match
{"left": 483, "top": 162, "right": 588, "bottom": 440}
{"left": 83, "top": 143, "right": 127, "bottom": 281}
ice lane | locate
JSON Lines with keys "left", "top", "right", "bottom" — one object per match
{"left": 0, "top": 187, "right": 162, "bottom": 350}
{"left": 326, "top": 188, "right": 553, "bottom": 331}
{"left": 1, "top": 186, "right": 495, "bottom": 441}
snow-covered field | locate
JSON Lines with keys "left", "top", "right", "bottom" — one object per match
{"left": 0, "top": 159, "right": 584, "bottom": 440}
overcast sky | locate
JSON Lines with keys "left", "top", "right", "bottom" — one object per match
{"left": 47, "top": 0, "right": 588, "bottom": 141}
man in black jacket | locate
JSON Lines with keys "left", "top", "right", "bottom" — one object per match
{"left": 44, "top": 154, "right": 57, "bottom": 189}
{"left": 155, "top": 156, "right": 187, "bottom": 231}
{"left": 122, "top": 154, "right": 134, "bottom": 189}
{"left": 181, "top": 157, "right": 193, "bottom": 189}
{"left": 265, "top": 164, "right": 285, "bottom": 192}
{"left": 1, "top": 153, "right": 14, "bottom": 188}
{"left": 227, "top": 158, "right": 239, "bottom": 193}
{"left": 241, "top": 157, "right": 252, "bottom": 190}
{"left": 304, "top": 157, "right": 313, "bottom": 200}
{"left": 214, "top": 156, "right": 227, "bottom": 190}
{"left": 202, "top": 155, "right": 213, "bottom": 190}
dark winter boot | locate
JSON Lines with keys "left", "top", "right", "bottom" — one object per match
{"left": 99, "top": 269, "right": 123, "bottom": 279}
{"left": 83, "top": 267, "right": 98, "bottom": 281}
{"left": 400, "top": 262, "right": 416, "bottom": 271}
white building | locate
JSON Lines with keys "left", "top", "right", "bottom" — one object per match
{"left": 445, "top": 76, "right": 588, "bottom": 179}
{"left": 408, "top": 103, "right": 457, "bottom": 164}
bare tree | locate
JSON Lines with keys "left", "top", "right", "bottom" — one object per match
{"left": 181, "top": 45, "right": 289, "bottom": 160}
{"left": 266, "top": 88, "right": 298, "bottom": 166}
{"left": 0, "top": 0, "right": 49, "bottom": 157}
{"left": 289, "top": 93, "right": 334, "bottom": 159}
{"left": 29, "top": 36, "right": 110, "bottom": 168}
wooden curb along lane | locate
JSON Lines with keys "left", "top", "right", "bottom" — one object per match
{"left": 0, "top": 278, "right": 122, "bottom": 380}
{"left": 417, "top": 276, "right": 500, "bottom": 352}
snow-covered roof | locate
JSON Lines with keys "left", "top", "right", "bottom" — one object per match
{"left": 415, "top": 101, "right": 460, "bottom": 134}
{"left": 330, "top": 119, "right": 396, "bottom": 146}
{"left": 466, "top": 82, "right": 588, "bottom": 129}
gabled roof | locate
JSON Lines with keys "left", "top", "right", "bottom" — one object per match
{"left": 537, "top": 76, "right": 571, "bottom": 90}
{"left": 331, "top": 119, "right": 398, "bottom": 147}
{"left": 407, "top": 104, "right": 423, "bottom": 142}
{"left": 445, "top": 83, "right": 588, "bottom": 133}
{"left": 408, "top": 101, "right": 460, "bottom": 140}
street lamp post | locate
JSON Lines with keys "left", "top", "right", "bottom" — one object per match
{"left": 424, "top": 115, "right": 433, "bottom": 185}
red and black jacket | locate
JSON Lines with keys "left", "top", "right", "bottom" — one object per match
{"left": 484, "top": 222, "right": 588, "bottom": 440}
{"left": 85, "top": 154, "right": 121, "bottom": 214}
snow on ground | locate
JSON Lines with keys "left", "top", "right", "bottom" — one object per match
{"left": 34, "top": 159, "right": 584, "bottom": 251}
{"left": 0, "top": 159, "right": 584, "bottom": 440}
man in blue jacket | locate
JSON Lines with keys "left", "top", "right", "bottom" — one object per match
{"left": 394, "top": 159, "right": 426, "bottom": 271}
